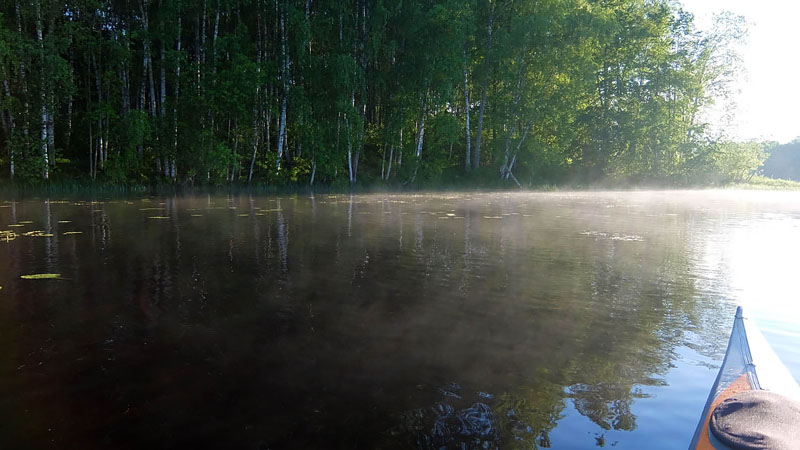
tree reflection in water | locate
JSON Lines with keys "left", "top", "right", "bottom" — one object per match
{"left": 0, "top": 193, "right": 738, "bottom": 449}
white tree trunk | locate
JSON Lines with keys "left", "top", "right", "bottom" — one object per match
{"left": 386, "top": 144, "right": 394, "bottom": 180}
{"left": 381, "top": 145, "right": 386, "bottom": 180}
{"left": 14, "top": 0, "right": 30, "bottom": 151}
{"left": 276, "top": 94, "right": 287, "bottom": 172}
{"left": 35, "top": 0, "right": 49, "bottom": 180}
{"left": 397, "top": 129, "right": 402, "bottom": 167}
{"left": 248, "top": 117, "right": 259, "bottom": 183}
{"left": 172, "top": 16, "right": 181, "bottom": 181}
{"left": 414, "top": 98, "right": 426, "bottom": 158}
{"left": 212, "top": 0, "right": 220, "bottom": 72}
{"left": 345, "top": 114, "right": 354, "bottom": 183}
{"left": 142, "top": 1, "right": 156, "bottom": 118}
{"left": 473, "top": 6, "right": 494, "bottom": 169}
{"left": 160, "top": 41, "right": 167, "bottom": 118}
{"left": 464, "top": 67, "right": 471, "bottom": 171}
{"left": 275, "top": 4, "right": 289, "bottom": 173}
{"left": 2, "top": 73, "right": 15, "bottom": 180}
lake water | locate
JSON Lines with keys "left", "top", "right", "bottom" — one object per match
{"left": 1, "top": 190, "right": 798, "bottom": 449}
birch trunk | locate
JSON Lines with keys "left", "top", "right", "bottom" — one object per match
{"left": 248, "top": 8, "right": 262, "bottom": 185}
{"left": 276, "top": 94, "right": 287, "bottom": 172}
{"left": 264, "top": 93, "right": 271, "bottom": 167}
{"left": 212, "top": 0, "right": 220, "bottom": 72}
{"left": 381, "top": 145, "right": 386, "bottom": 180}
{"left": 46, "top": 98, "right": 54, "bottom": 166}
{"left": 2, "top": 70, "right": 15, "bottom": 179}
{"left": 120, "top": 27, "right": 131, "bottom": 117}
{"left": 141, "top": 0, "right": 156, "bottom": 117}
{"left": 464, "top": 67, "right": 472, "bottom": 171}
{"left": 14, "top": 0, "right": 30, "bottom": 147}
{"left": 275, "top": 3, "right": 289, "bottom": 173}
{"left": 345, "top": 114, "right": 354, "bottom": 183}
{"left": 195, "top": 13, "right": 201, "bottom": 88}
{"left": 88, "top": 120, "right": 94, "bottom": 178}
{"left": 160, "top": 37, "right": 166, "bottom": 119}
{"left": 35, "top": 0, "right": 49, "bottom": 180}
{"left": 473, "top": 6, "right": 494, "bottom": 169}
{"left": 172, "top": 16, "right": 181, "bottom": 181}
{"left": 248, "top": 114, "right": 259, "bottom": 184}
{"left": 65, "top": 93, "right": 73, "bottom": 149}
{"left": 386, "top": 144, "right": 394, "bottom": 180}
{"left": 91, "top": 55, "right": 104, "bottom": 170}
{"left": 354, "top": 0, "right": 367, "bottom": 183}
{"left": 231, "top": 129, "right": 238, "bottom": 182}
{"left": 414, "top": 96, "right": 427, "bottom": 158}
{"left": 397, "top": 129, "right": 402, "bottom": 167}
{"left": 200, "top": 0, "right": 206, "bottom": 67}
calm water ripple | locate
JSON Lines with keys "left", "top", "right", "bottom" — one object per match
{"left": 0, "top": 191, "right": 798, "bottom": 449}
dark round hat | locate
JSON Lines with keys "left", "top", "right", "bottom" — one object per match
{"left": 710, "top": 390, "right": 800, "bottom": 450}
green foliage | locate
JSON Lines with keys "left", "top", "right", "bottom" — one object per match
{"left": 0, "top": 0, "right": 756, "bottom": 188}
{"left": 687, "top": 141, "right": 767, "bottom": 184}
{"left": 710, "top": 141, "right": 767, "bottom": 183}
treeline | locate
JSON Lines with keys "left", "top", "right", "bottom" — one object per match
{"left": 763, "top": 139, "right": 800, "bottom": 182}
{"left": 0, "top": 0, "right": 763, "bottom": 186}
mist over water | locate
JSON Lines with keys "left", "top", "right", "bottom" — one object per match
{"left": 0, "top": 190, "right": 797, "bottom": 449}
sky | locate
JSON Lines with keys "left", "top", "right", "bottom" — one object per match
{"left": 679, "top": 0, "right": 799, "bottom": 144}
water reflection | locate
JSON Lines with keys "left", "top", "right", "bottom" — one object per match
{"left": 0, "top": 191, "right": 797, "bottom": 449}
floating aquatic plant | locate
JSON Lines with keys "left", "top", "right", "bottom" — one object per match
{"left": 20, "top": 274, "right": 62, "bottom": 280}
{"left": 1, "top": 230, "right": 17, "bottom": 242}
{"left": 22, "top": 231, "right": 54, "bottom": 237}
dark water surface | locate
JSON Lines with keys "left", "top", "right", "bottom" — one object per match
{"left": 1, "top": 191, "right": 799, "bottom": 449}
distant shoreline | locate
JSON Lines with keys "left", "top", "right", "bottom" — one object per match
{"left": 1, "top": 176, "right": 799, "bottom": 198}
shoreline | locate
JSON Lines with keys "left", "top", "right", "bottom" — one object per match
{"left": 0, "top": 176, "right": 798, "bottom": 199}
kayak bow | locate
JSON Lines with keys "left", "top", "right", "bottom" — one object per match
{"left": 689, "top": 306, "right": 800, "bottom": 449}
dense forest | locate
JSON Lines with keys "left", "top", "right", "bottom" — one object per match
{"left": 0, "top": 0, "right": 766, "bottom": 187}
{"left": 763, "top": 139, "right": 800, "bottom": 182}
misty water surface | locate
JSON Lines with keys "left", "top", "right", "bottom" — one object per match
{"left": 1, "top": 190, "right": 799, "bottom": 449}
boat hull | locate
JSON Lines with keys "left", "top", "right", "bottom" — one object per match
{"left": 689, "top": 306, "right": 800, "bottom": 449}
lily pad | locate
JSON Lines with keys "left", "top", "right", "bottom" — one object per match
{"left": 22, "top": 231, "right": 53, "bottom": 237}
{"left": 21, "top": 274, "right": 62, "bottom": 280}
{"left": 0, "top": 230, "right": 17, "bottom": 242}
